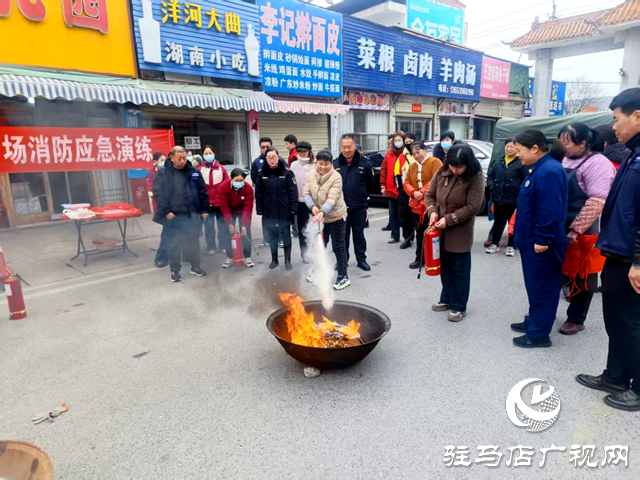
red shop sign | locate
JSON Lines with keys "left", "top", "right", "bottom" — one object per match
{"left": 411, "top": 104, "right": 422, "bottom": 113}
{"left": 0, "top": 127, "right": 174, "bottom": 173}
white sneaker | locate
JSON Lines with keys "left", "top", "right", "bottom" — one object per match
{"left": 333, "top": 275, "right": 351, "bottom": 290}
{"left": 306, "top": 275, "right": 313, "bottom": 284}
{"left": 222, "top": 258, "right": 233, "bottom": 269}
{"left": 244, "top": 258, "right": 255, "bottom": 268}
{"left": 506, "top": 247, "right": 516, "bottom": 257}
{"left": 485, "top": 244, "right": 500, "bottom": 254}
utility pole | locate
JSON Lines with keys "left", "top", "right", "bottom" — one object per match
{"left": 550, "top": 0, "right": 557, "bottom": 20}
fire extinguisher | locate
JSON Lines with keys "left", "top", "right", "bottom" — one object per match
{"left": 4, "top": 274, "right": 27, "bottom": 320}
{"left": 418, "top": 227, "right": 441, "bottom": 278}
{"left": 231, "top": 233, "right": 244, "bottom": 267}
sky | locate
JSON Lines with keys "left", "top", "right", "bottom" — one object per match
{"left": 315, "top": 0, "right": 626, "bottom": 97}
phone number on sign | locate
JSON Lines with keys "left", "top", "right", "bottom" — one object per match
{"left": 448, "top": 86, "right": 475, "bottom": 96}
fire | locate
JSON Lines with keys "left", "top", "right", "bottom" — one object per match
{"left": 278, "top": 293, "right": 362, "bottom": 348}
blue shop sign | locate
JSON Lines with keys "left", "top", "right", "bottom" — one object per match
{"left": 407, "top": 0, "right": 464, "bottom": 45}
{"left": 525, "top": 78, "right": 566, "bottom": 116}
{"left": 132, "top": 0, "right": 262, "bottom": 82}
{"left": 343, "top": 16, "right": 482, "bottom": 101}
{"left": 258, "top": 0, "right": 342, "bottom": 97}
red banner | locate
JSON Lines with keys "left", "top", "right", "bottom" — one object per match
{"left": 0, "top": 127, "right": 174, "bottom": 173}
{"left": 480, "top": 56, "right": 511, "bottom": 100}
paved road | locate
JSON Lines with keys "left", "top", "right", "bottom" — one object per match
{"left": 1, "top": 213, "right": 638, "bottom": 479}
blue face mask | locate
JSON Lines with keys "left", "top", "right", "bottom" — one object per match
{"left": 232, "top": 181, "right": 245, "bottom": 190}
{"left": 187, "top": 156, "right": 194, "bottom": 162}
{"left": 204, "top": 154, "right": 215, "bottom": 163}
{"left": 157, "top": 162, "right": 164, "bottom": 169}
{"left": 441, "top": 141, "right": 453, "bottom": 151}
{"left": 394, "top": 141, "right": 404, "bottom": 149}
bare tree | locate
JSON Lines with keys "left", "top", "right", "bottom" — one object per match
{"left": 564, "top": 75, "right": 604, "bottom": 115}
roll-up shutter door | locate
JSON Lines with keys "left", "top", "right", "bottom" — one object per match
{"left": 474, "top": 99, "right": 501, "bottom": 118}
{"left": 259, "top": 113, "right": 330, "bottom": 155}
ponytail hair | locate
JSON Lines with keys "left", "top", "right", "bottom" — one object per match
{"left": 515, "top": 129, "right": 566, "bottom": 162}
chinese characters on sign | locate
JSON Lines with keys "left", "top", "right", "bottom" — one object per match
{"left": 343, "top": 16, "right": 481, "bottom": 101}
{"left": 259, "top": 0, "right": 342, "bottom": 97}
{"left": 443, "top": 445, "right": 628, "bottom": 469}
{"left": 0, "top": 127, "right": 174, "bottom": 174}
{"left": 525, "top": 78, "right": 566, "bottom": 116}
{"left": 407, "top": 0, "right": 464, "bottom": 45}
{"left": 0, "top": 0, "right": 108, "bottom": 32}
{"left": 480, "top": 56, "right": 511, "bottom": 100}
{"left": 133, "top": 0, "right": 261, "bottom": 82}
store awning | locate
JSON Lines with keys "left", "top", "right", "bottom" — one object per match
{"left": 273, "top": 99, "right": 350, "bottom": 116}
{"left": 0, "top": 68, "right": 276, "bottom": 113}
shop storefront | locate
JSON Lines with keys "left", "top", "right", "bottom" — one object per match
{"left": 338, "top": 90, "right": 391, "bottom": 152}
{"left": 341, "top": 16, "right": 483, "bottom": 145}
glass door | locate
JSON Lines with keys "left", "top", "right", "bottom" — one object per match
{"left": 9, "top": 172, "right": 51, "bottom": 225}
{"left": 396, "top": 119, "right": 431, "bottom": 141}
{"left": 49, "top": 171, "right": 95, "bottom": 219}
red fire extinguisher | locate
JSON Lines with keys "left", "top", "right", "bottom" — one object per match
{"left": 418, "top": 227, "right": 441, "bottom": 278}
{"left": 231, "top": 233, "right": 244, "bottom": 267}
{"left": 4, "top": 274, "right": 27, "bottom": 320}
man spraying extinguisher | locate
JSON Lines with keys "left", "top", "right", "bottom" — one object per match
{"left": 424, "top": 144, "right": 485, "bottom": 323}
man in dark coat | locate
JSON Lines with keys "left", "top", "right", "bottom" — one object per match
{"left": 334, "top": 134, "right": 375, "bottom": 271}
{"left": 577, "top": 87, "right": 640, "bottom": 411}
{"left": 255, "top": 147, "right": 298, "bottom": 270}
{"left": 152, "top": 146, "right": 210, "bottom": 282}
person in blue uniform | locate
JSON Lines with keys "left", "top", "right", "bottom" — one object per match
{"left": 510, "top": 129, "right": 568, "bottom": 348}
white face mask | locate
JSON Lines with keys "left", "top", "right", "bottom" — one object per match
{"left": 298, "top": 155, "right": 310, "bottom": 164}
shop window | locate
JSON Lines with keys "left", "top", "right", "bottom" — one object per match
{"left": 9, "top": 173, "right": 48, "bottom": 216}
{"left": 353, "top": 111, "right": 366, "bottom": 134}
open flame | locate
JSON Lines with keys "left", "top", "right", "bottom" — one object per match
{"left": 278, "top": 293, "right": 362, "bottom": 348}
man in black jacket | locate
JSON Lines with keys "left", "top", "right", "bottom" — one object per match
{"left": 152, "top": 146, "right": 210, "bottom": 282}
{"left": 334, "top": 134, "right": 375, "bottom": 271}
{"left": 576, "top": 87, "right": 640, "bottom": 411}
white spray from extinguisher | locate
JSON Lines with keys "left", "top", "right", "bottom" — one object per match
{"left": 304, "top": 222, "right": 335, "bottom": 310}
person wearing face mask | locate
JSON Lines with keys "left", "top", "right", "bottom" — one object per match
{"left": 398, "top": 133, "right": 418, "bottom": 249}
{"left": 486, "top": 138, "right": 527, "bottom": 257}
{"left": 219, "top": 168, "right": 255, "bottom": 269}
{"left": 432, "top": 131, "right": 457, "bottom": 162}
{"left": 404, "top": 142, "right": 442, "bottom": 269}
{"left": 510, "top": 130, "right": 568, "bottom": 348}
{"left": 380, "top": 131, "right": 407, "bottom": 244}
{"left": 198, "top": 145, "right": 229, "bottom": 255}
{"left": 255, "top": 147, "right": 298, "bottom": 270}
{"left": 556, "top": 123, "right": 616, "bottom": 336}
{"left": 304, "top": 149, "right": 350, "bottom": 290}
{"left": 149, "top": 151, "right": 169, "bottom": 267}
{"left": 425, "top": 144, "right": 484, "bottom": 322}
{"left": 289, "top": 141, "right": 315, "bottom": 262}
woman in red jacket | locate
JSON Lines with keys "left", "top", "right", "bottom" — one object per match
{"left": 380, "top": 131, "right": 407, "bottom": 244}
{"left": 219, "top": 168, "right": 255, "bottom": 268}
{"left": 198, "top": 145, "right": 229, "bottom": 255}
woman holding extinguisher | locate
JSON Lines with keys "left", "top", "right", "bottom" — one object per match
{"left": 425, "top": 143, "right": 484, "bottom": 322}
{"left": 219, "top": 168, "right": 255, "bottom": 269}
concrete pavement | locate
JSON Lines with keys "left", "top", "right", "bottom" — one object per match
{"left": 0, "top": 211, "right": 639, "bottom": 479}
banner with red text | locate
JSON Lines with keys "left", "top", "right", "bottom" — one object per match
{"left": 0, "top": 127, "right": 174, "bottom": 173}
{"left": 480, "top": 56, "right": 511, "bottom": 100}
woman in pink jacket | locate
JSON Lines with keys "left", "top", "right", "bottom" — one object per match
{"left": 197, "top": 145, "right": 229, "bottom": 254}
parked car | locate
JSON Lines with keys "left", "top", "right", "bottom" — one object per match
{"left": 363, "top": 150, "right": 387, "bottom": 206}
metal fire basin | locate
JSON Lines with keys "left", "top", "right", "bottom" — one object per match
{"left": 266, "top": 300, "right": 391, "bottom": 369}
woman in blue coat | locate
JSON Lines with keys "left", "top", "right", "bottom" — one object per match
{"left": 511, "top": 129, "right": 569, "bottom": 348}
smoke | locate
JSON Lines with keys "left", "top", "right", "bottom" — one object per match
{"left": 304, "top": 220, "right": 335, "bottom": 310}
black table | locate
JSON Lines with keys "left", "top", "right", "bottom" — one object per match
{"left": 70, "top": 217, "right": 138, "bottom": 267}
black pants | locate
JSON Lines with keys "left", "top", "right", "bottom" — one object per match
{"left": 388, "top": 197, "right": 400, "bottom": 241}
{"left": 223, "top": 215, "right": 252, "bottom": 259}
{"left": 297, "top": 202, "right": 310, "bottom": 258}
{"left": 263, "top": 223, "right": 291, "bottom": 259}
{"left": 492, "top": 204, "right": 516, "bottom": 247}
{"left": 566, "top": 290, "right": 594, "bottom": 325}
{"left": 398, "top": 191, "right": 414, "bottom": 242}
{"left": 439, "top": 250, "right": 471, "bottom": 313}
{"left": 414, "top": 213, "right": 428, "bottom": 263}
{"left": 346, "top": 207, "right": 367, "bottom": 263}
{"left": 155, "top": 225, "right": 170, "bottom": 265}
{"left": 165, "top": 214, "right": 202, "bottom": 272}
{"left": 601, "top": 258, "right": 640, "bottom": 394}
{"left": 204, "top": 206, "right": 224, "bottom": 251}
{"left": 323, "top": 219, "right": 348, "bottom": 277}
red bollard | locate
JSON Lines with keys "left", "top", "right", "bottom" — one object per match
{"left": 5, "top": 274, "right": 27, "bottom": 320}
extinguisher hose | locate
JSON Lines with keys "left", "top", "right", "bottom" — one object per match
{"left": 417, "top": 229, "right": 426, "bottom": 280}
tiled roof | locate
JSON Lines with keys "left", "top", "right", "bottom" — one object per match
{"left": 511, "top": 0, "right": 640, "bottom": 48}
